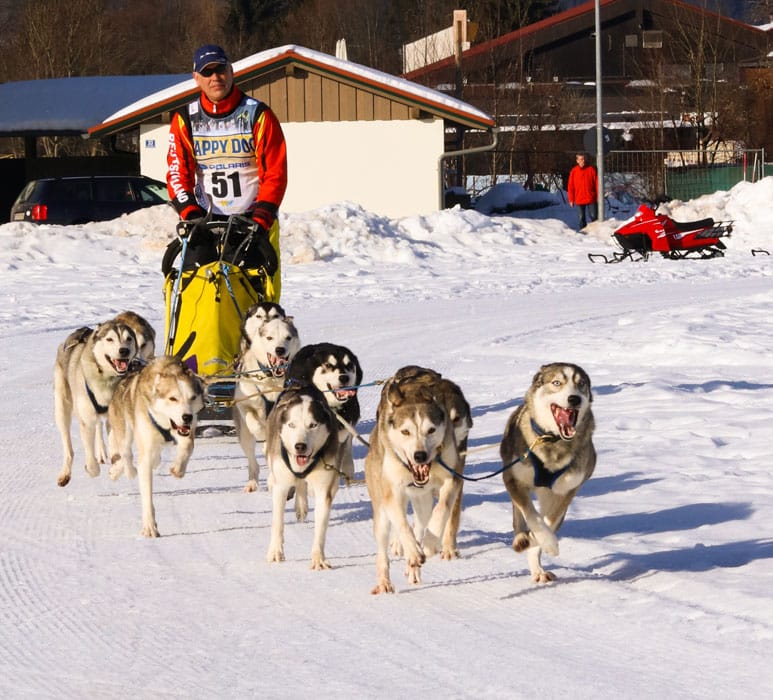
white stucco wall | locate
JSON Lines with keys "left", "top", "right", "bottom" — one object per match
{"left": 139, "top": 123, "right": 170, "bottom": 183}
{"left": 140, "top": 117, "right": 445, "bottom": 218}
{"left": 282, "top": 119, "right": 444, "bottom": 217}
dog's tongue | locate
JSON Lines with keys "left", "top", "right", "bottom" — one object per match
{"left": 267, "top": 354, "right": 286, "bottom": 376}
{"left": 551, "top": 404, "right": 578, "bottom": 439}
{"left": 112, "top": 358, "right": 130, "bottom": 374}
{"left": 295, "top": 454, "right": 310, "bottom": 467}
{"left": 335, "top": 388, "right": 356, "bottom": 401}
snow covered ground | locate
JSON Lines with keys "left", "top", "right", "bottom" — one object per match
{"left": 1, "top": 178, "right": 772, "bottom": 698}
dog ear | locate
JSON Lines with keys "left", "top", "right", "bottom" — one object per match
{"left": 387, "top": 382, "right": 405, "bottom": 407}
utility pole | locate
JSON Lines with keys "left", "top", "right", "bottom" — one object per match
{"left": 453, "top": 9, "right": 466, "bottom": 188}
{"left": 594, "top": 0, "right": 605, "bottom": 222}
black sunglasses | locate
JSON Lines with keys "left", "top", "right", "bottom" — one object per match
{"left": 199, "top": 64, "right": 227, "bottom": 77}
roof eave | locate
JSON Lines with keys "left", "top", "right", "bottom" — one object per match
{"left": 88, "top": 47, "right": 494, "bottom": 139}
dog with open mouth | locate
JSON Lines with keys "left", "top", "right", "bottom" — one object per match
{"left": 385, "top": 366, "right": 472, "bottom": 560}
{"left": 364, "top": 367, "right": 464, "bottom": 594}
{"left": 107, "top": 355, "right": 204, "bottom": 537}
{"left": 233, "top": 302, "right": 301, "bottom": 492}
{"left": 264, "top": 383, "right": 340, "bottom": 569}
{"left": 54, "top": 319, "right": 138, "bottom": 488}
{"left": 285, "top": 342, "right": 362, "bottom": 482}
{"left": 112, "top": 311, "right": 156, "bottom": 366}
{"left": 499, "top": 362, "right": 596, "bottom": 583}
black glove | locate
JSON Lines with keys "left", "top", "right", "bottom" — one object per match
{"left": 248, "top": 223, "right": 278, "bottom": 276}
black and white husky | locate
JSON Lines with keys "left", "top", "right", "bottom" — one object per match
{"left": 285, "top": 342, "right": 363, "bottom": 482}
{"left": 265, "top": 383, "right": 340, "bottom": 569}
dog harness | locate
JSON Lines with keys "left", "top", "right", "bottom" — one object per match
{"left": 528, "top": 419, "right": 572, "bottom": 488}
{"left": 279, "top": 444, "right": 320, "bottom": 479}
{"left": 85, "top": 382, "right": 109, "bottom": 415}
{"left": 148, "top": 411, "right": 176, "bottom": 444}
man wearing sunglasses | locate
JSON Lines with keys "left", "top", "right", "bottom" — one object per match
{"left": 167, "top": 44, "right": 288, "bottom": 301}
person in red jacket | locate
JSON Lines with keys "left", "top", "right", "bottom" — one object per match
{"left": 567, "top": 152, "right": 598, "bottom": 230}
{"left": 167, "top": 44, "right": 288, "bottom": 301}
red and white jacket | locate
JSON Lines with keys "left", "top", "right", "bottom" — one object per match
{"left": 166, "top": 86, "right": 287, "bottom": 229}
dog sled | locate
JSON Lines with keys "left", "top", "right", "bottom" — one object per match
{"left": 588, "top": 203, "right": 733, "bottom": 263}
{"left": 162, "top": 213, "right": 278, "bottom": 424}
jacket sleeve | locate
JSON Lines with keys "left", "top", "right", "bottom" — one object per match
{"left": 250, "top": 107, "right": 288, "bottom": 230}
{"left": 166, "top": 110, "right": 201, "bottom": 220}
{"left": 567, "top": 168, "right": 576, "bottom": 203}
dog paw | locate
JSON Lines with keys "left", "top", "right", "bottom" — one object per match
{"left": 371, "top": 580, "right": 395, "bottom": 595}
{"left": 108, "top": 464, "right": 123, "bottom": 481}
{"left": 125, "top": 464, "right": 137, "bottom": 479}
{"left": 243, "top": 479, "right": 259, "bottom": 493}
{"left": 85, "top": 462, "right": 100, "bottom": 478}
{"left": 441, "top": 546, "right": 460, "bottom": 560}
{"left": 140, "top": 524, "right": 160, "bottom": 538}
{"left": 405, "top": 563, "right": 422, "bottom": 585}
{"left": 57, "top": 472, "right": 71, "bottom": 488}
{"left": 295, "top": 504, "right": 308, "bottom": 522}
{"left": 267, "top": 546, "right": 285, "bottom": 563}
{"left": 532, "top": 570, "right": 556, "bottom": 584}
{"left": 169, "top": 464, "right": 186, "bottom": 479}
{"left": 310, "top": 555, "right": 332, "bottom": 570}
{"left": 512, "top": 532, "right": 530, "bottom": 553}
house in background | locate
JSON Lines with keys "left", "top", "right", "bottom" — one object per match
{"left": 89, "top": 45, "right": 495, "bottom": 218}
{"left": 404, "top": 0, "right": 771, "bottom": 154}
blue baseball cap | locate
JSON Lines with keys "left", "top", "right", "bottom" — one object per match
{"left": 193, "top": 45, "right": 229, "bottom": 73}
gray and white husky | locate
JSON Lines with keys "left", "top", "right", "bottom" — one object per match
{"left": 54, "top": 319, "right": 137, "bottom": 487}
{"left": 233, "top": 302, "right": 301, "bottom": 492}
{"left": 500, "top": 362, "right": 596, "bottom": 583}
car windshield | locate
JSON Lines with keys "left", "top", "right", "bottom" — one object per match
{"left": 138, "top": 179, "right": 170, "bottom": 204}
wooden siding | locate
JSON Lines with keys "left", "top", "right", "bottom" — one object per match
{"left": 240, "top": 68, "right": 415, "bottom": 123}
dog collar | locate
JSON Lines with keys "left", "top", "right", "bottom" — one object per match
{"left": 148, "top": 411, "right": 176, "bottom": 444}
{"left": 280, "top": 444, "right": 319, "bottom": 478}
{"left": 530, "top": 418, "right": 559, "bottom": 441}
{"left": 85, "top": 382, "right": 109, "bottom": 414}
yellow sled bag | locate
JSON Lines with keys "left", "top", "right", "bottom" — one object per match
{"left": 163, "top": 260, "right": 261, "bottom": 377}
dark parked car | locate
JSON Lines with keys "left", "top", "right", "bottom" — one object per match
{"left": 10, "top": 175, "right": 170, "bottom": 225}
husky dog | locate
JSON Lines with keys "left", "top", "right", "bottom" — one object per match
{"left": 92, "top": 311, "right": 157, "bottom": 461}
{"left": 500, "top": 362, "right": 596, "bottom": 583}
{"left": 264, "top": 383, "right": 340, "bottom": 569}
{"left": 54, "top": 320, "right": 138, "bottom": 488}
{"left": 233, "top": 302, "right": 301, "bottom": 492}
{"left": 112, "top": 311, "right": 156, "bottom": 365}
{"left": 107, "top": 356, "right": 204, "bottom": 537}
{"left": 386, "top": 366, "right": 472, "bottom": 559}
{"left": 285, "top": 342, "right": 363, "bottom": 481}
{"left": 365, "top": 369, "right": 464, "bottom": 594}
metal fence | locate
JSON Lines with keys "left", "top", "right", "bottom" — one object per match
{"left": 605, "top": 148, "right": 766, "bottom": 205}
{"left": 463, "top": 148, "right": 767, "bottom": 206}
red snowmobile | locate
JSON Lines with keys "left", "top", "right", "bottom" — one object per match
{"left": 588, "top": 204, "right": 733, "bottom": 263}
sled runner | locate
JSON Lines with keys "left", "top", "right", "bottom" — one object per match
{"left": 162, "top": 213, "right": 278, "bottom": 423}
{"left": 588, "top": 204, "right": 733, "bottom": 263}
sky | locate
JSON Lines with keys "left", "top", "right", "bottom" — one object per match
{"left": 0, "top": 179, "right": 772, "bottom": 698}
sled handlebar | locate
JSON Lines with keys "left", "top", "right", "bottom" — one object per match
{"left": 176, "top": 213, "right": 260, "bottom": 240}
